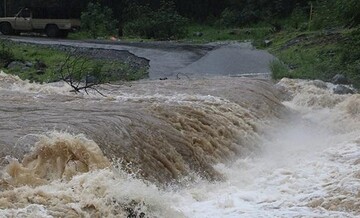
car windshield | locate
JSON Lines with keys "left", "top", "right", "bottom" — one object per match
{"left": 18, "top": 9, "right": 31, "bottom": 18}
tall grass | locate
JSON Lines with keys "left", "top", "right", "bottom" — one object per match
{"left": 270, "top": 60, "right": 290, "bottom": 79}
{"left": 0, "top": 41, "right": 147, "bottom": 83}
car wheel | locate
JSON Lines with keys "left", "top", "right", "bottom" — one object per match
{"left": 46, "top": 25, "right": 59, "bottom": 38}
{"left": 0, "top": 22, "right": 14, "bottom": 35}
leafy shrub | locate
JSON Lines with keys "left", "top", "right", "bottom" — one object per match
{"left": 286, "top": 6, "right": 307, "bottom": 30}
{"left": 310, "top": 0, "right": 360, "bottom": 30}
{"left": 336, "top": 0, "right": 360, "bottom": 27}
{"left": 123, "top": 1, "right": 188, "bottom": 40}
{"left": 81, "top": 2, "right": 118, "bottom": 38}
{"left": 122, "top": 2, "right": 152, "bottom": 23}
{"left": 218, "top": 8, "right": 241, "bottom": 28}
{"left": 310, "top": 1, "right": 339, "bottom": 30}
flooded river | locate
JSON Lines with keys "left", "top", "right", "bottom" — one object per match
{"left": 0, "top": 72, "right": 359, "bottom": 217}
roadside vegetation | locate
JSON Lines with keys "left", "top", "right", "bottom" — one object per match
{"left": 265, "top": 0, "right": 360, "bottom": 89}
{"left": 68, "top": 0, "right": 360, "bottom": 88}
{"left": 76, "top": 2, "right": 118, "bottom": 39}
{"left": 1, "top": 0, "right": 359, "bottom": 89}
{"left": 269, "top": 29, "right": 360, "bottom": 88}
{"left": 0, "top": 40, "right": 148, "bottom": 84}
{"left": 122, "top": 1, "right": 188, "bottom": 40}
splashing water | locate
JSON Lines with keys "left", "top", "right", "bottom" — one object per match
{"left": 0, "top": 72, "right": 359, "bottom": 217}
{"left": 170, "top": 79, "right": 360, "bottom": 217}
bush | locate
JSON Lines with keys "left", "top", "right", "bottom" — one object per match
{"left": 310, "top": 0, "right": 360, "bottom": 30}
{"left": 286, "top": 6, "right": 307, "bottom": 30}
{"left": 336, "top": 0, "right": 360, "bottom": 27}
{"left": 310, "top": 1, "right": 339, "bottom": 30}
{"left": 122, "top": 2, "right": 152, "bottom": 23}
{"left": 218, "top": 8, "right": 241, "bottom": 28}
{"left": 81, "top": 2, "right": 118, "bottom": 39}
{"left": 123, "top": 1, "right": 188, "bottom": 40}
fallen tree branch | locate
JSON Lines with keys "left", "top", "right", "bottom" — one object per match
{"left": 57, "top": 49, "right": 107, "bottom": 97}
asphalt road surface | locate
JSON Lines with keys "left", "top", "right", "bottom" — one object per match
{"left": 2, "top": 36, "right": 276, "bottom": 79}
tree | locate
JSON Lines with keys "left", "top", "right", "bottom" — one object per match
{"left": 336, "top": 0, "right": 360, "bottom": 27}
{"left": 123, "top": 1, "right": 188, "bottom": 39}
{"left": 80, "top": 2, "right": 118, "bottom": 38}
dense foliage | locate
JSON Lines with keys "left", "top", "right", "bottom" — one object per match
{"left": 2, "top": 0, "right": 359, "bottom": 30}
{"left": 80, "top": 2, "right": 117, "bottom": 38}
{"left": 123, "top": 1, "right": 187, "bottom": 39}
{"left": 1, "top": 0, "right": 360, "bottom": 87}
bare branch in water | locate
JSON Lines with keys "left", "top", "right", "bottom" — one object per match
{"left": 57, "top": 49, "right": 107, "bottom": 97}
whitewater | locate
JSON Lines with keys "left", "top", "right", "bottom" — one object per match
{"left": 0, "top": 72, "right": 359, "bottom": 217}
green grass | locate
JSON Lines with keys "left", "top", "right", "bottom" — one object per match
{"left": 4, "top": 22, "right": 359, "bottom": 89}
{"left": 268, "top": 29, "right": 360, "bottom": 89}
{"left": 67, "top": 23, "right": 273, "bottom": 45}
{"left": 274, "top": 45, "right": 341, "bottom": 80}
{"left": 2, "top": 42, "right": 69, "bottom": 82}
{"left": 179, "top": 24, "right": 359, "bottom": 89}
{"left": 0, "top": 40, "right": 148, "bottom": 83}
{"left": 182, "top": 24, "right": 272, "bottom": 44}
{"left": 270, "top": 60, "right": 289, "bottom": 79}
{"left": 68, "top": 31, "right": 93, "bottom": 40}
{"left": 67, "top": 24, "right": 272, "bottom": 46}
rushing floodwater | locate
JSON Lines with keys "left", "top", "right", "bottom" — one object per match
{"left": 0, "top": 72, "right": 359, "bottom": 217}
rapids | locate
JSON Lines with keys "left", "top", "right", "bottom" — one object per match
{"left": 0, "top": 72, "right": 359, "bottom": 217}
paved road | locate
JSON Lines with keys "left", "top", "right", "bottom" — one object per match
{"left": 176, "top": 42, "right": 275, "bottom": 78}
{"left": 2, "top": 36, "right": 276, "bottom": 79}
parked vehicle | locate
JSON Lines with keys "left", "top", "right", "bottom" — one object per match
{"left": 0, "top": 7, "right": 80, "bottom": 37}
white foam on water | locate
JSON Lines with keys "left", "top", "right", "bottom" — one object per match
{"left": 0, "top": 204, "right": 52, "bottom": 218}
{"left": 0, "top": 71, "right": 74, "bottom": 96}
{"left": 0, "top": 132, "right": 185, "bottom": 217}
{"left": 170, "top": 79, "right": 360, "bottom": 217}
{"left": 170, "top": 126, "right": 359, "bottom": 217}
{"left": 112, "top": 93, "right": 229, "bottom": 105}
{"left": 1, "top": 77, "right": 359, "bottom": 217}
{"left": 0, "top": 167, "right": 185, "bottom": 217}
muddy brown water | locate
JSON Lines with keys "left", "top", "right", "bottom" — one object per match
{"left": 1, "top": 73, "right": 359, "bottom": 217}
{"left": 0, "top": 73, "right": 287, "bottom": 186}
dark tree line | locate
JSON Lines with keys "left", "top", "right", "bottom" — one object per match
{"left": 2, "top": 0, "right": 359, "bottom": 28}
{"left": 0, "top": 0, "right": 313, "bottom": 20}
{"left": 2, "top": 0, "right": 84, "bottom": 17}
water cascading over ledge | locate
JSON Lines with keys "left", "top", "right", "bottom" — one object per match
{"left": 0, "top": 72, "right": 288, "bottom": 186}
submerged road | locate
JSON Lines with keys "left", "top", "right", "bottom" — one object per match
{"left": 2, "top": 36, "right": 276, "bottom": 79}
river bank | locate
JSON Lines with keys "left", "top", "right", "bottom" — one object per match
{"left": 268, "top": 28, "right": 360, "bottom": 90}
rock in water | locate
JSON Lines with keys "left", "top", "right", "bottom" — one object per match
{"left": 332, "top": 74, "right": 349, "bottom": 85}
{"left": 333, "top": 85, "right": 354, "bottom": 95}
